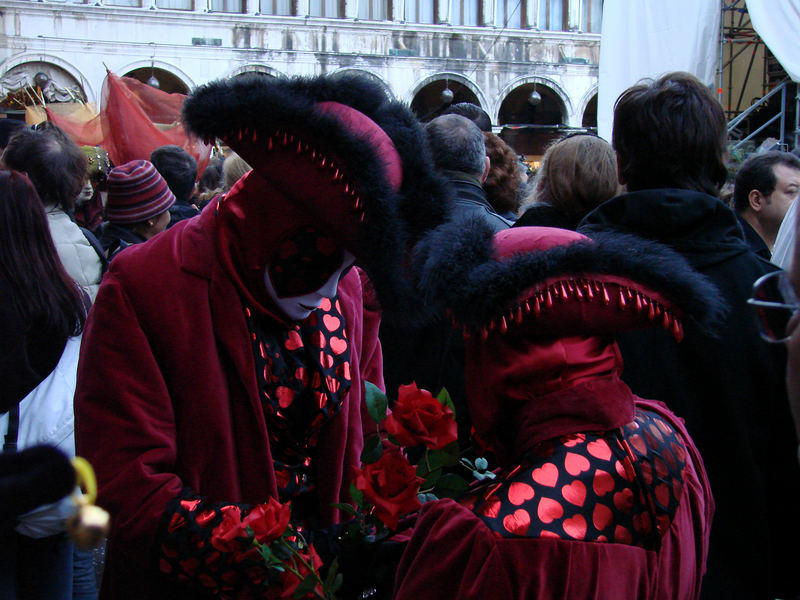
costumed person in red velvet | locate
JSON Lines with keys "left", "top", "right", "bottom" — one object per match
{"left": 74, "top": 73, "right": 450, "bottom": 600}
{"left": 393, "top": 220, "right": 725, "bottom": 599}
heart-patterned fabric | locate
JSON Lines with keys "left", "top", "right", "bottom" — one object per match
{"left": 469, "top": 409, "right": 686, "bottom": 550}
{"left": 246, "top": 296, "right": 352, "bottom": 508}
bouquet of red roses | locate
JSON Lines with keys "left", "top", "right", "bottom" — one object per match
{"left": 210, "top": 497, "right": 341, "bottom": 599}
{"left": 344, "top": 382, "right": 493, "bottom": 536}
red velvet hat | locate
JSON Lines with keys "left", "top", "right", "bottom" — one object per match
{"left": 182, "top": 73, "right": 451, "bottom": 322}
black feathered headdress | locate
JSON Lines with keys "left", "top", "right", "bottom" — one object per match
{"left": 413, "top": 218, "right": 728, "bottom": 342}
{"left": 182, "top": 73, "right": 451, "bottom": 321}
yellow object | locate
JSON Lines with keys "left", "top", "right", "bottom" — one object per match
{"left": 67, "top": 457, "right": 110, "bottom": 550}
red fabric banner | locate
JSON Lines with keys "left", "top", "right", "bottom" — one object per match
{"left": 46, "top": 71, "right": 210, "bottom": 174}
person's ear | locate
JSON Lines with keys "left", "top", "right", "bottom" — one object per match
{"left": 481, "top": 156, "right": 491, "bottom": 183}
{"left": 748, "top": 189, "right": 766, "bottom": 212}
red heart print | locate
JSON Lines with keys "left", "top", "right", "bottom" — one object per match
{"left": 276, "top": 386, "right": 294, "bottom": 409}
{"left": 502, "top": 509, "right": 531, "bottom": 536}
{"left": 592, "top": 470, "right": 615, "bottom": 496}
{"left": 563, "top": 433, "right": 586, "bottom": 447}
{"left": 615, "top": 458, "right": 636, "bottom": 482}
{"left": 565, "top": 452, "right": 591, "bottom": 476}
{"left": 654, "top": 483, "right": 670, "bottom": 507}
{"left": 322, "top": 353, "right": 334, "bottom": 369}
{"left": 563, "top": 514, "right": 587, "bottom": 540}
{"left": 330, "top": 336, "right": 348, "bottom": 355}
{"left": 586, "top": 439, "right": 612, "bottom": 461}
{"left": 480, "top": 496, "right": 501, "bottom": 518}
{"left": 593, "top": 503, "right": 613, "bottom": 531}
{"left": 648, "top": 422, "right": 664, "bottom": 442}
{"left": 640, "top": 461, "right": 653, "bottom": 486}
{"left": 285, "top": 330, "right": 302, "bottom": 350}
{"left": 536, "top": 497, "right": 564, "bottom": 524}
{"left": 614, "top": 525, "right": 632, "bottom": 544}
{"left": 319, "top": 298, "right": 332, "bottom": 311}
{"left": 561, "top": 480, "right": 586, "bottom": 507}
{"left": 656, "top": 418, "right": 672, "bottom": 435}
{"left": 628, "top": 433, "right": 647, "bottom": 455}
{"left": 508, "top": 482, "right": 535, "bottom": 505}
{"left": 323, "top": 314, "right": 341, "bottom": 331}
{"left": 613, "top": 488, "right": 633, "bottom": 513}
{"left": 531, "top": 463, "right": 559, "bottom": 487}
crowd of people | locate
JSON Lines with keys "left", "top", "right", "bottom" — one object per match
{"left": 1, "top": 69, "right": 799, "bottom": 600}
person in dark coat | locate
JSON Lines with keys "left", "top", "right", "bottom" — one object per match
{"left": 150, "top": 145, "right": 201, "bottom": 227}
{"left": 578, "top": 71, "right": 800, "bottom": 600}
{"left": 381, "top": 114, "right": 507, "bottom": 446}
{"left": 99, "top": 159, "right": 175, "bottom": 260}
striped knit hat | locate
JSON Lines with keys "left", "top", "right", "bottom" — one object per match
{"left": 106, "top": 159, "right": 175, "bottom": 224}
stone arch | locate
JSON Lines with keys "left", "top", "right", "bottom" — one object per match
{"left": 496, "top": 77, "right": 570, "bottom": 126}
{"left": 409, "top": 72, "right": 488, "bottom": 123}
{"left": 330, "top": 68, "right": 394, "bottom": 99}
{"left": 228, "top": 64, "right": 283, "bottom": 79}
{"left": 119, "top": 60, "right": 194, "bottom": 94}
{"left": 579, "top": 86, "right": 598, "bottom": 129}
{"left": 0, "top": 54, "right": 93, "bottom": 104}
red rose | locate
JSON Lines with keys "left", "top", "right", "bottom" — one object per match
{"left": 384, "top": 383, "right": 457, "bottom": 450}
{"left": 279, "top": 545, "right": 324, "bottom": 599}
{"left": 353, "top": 445, "right": 422, "bottom": 530}
{"left": 210, "top": 499, "right": 290, "bottom": 554}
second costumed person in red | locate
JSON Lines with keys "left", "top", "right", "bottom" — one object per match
{"left": 393, "top": 219, "right": 725, "bottom": 599}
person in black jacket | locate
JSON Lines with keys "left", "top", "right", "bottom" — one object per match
{"left": 150, "top": 145, "right": 200, "bottom": 227}
{"left": 578, "top": 71, "right": 800, "bottom": 600}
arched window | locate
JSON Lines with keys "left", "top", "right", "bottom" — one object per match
{"left": 358, "top": 0, "right": 387, "bottom": 20}
{"left": 260, "top": 0, "right": 294, "bottom": 14}
{"left": 450, "top": 0, "right": 479, "bottom": 26}
{"left": 582, "top": 0, "right": 603, "bottom": 32}
{"left": 405, "top": 0, "right": 434, "bottom": 23}
{"left": 536, "top": 0, "right": 566, "bottom": 31}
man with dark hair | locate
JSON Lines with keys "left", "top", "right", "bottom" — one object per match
{"left": 1, "top": 122, "right": 103, "bottom": 300}
{"left": 425, "top": 114, "right": 510, "bottom": 232}
{"left": 442, "top": 102, "right": 492, "bottom": 132}
{"left": 580, "top": 72, "right": 800, "bottom": 600}
{"left": 150, "top": 144, "right": 200, "bottom": 226}
{"left": 732, "top": 151, "right": 800, "bottom": 259}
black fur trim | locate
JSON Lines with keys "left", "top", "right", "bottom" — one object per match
{"left": 183, "top": 73, "right": 453, "bottom": 323}
{"left": 413, "top": 217, "right": 728, "bottom": 336}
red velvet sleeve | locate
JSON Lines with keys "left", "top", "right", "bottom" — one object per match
{"left": 393, "top": 499, "right": 514, "bottom": 600}
{"left": 75, "top": 273, "right": 184, "bottom": 569}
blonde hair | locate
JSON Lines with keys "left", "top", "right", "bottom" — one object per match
{"left": 222, "top": 153, "right": 252, "bottom": 191}
{"left": 533, "top": 135, "right": 619, "bottom": 218}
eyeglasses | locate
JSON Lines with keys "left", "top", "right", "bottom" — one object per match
{"left": 747, "top": 270, "right": 800, "bottom": 343}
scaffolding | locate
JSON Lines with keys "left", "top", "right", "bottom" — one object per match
{"left": 718, "top": 0, "right": 800, "bottom": 151}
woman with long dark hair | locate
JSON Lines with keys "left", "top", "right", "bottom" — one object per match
{"left": 0, "top": 170, "right": 88, "bottom": 599}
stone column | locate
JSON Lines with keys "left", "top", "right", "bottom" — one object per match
{"left": 525, "top": 0, "right": 538, "bottom": 29}
{"left": 567, "top": 0, "right": 581, "bottom": 31}
{"left": 243, "top": 0, "right": 257, "bottom": 14}
{"left": 391, "top": 0, "right": 403, "bottom": 21}
{"left": 480, "top": 0, "right": 493, "bottom": 26}
{"left": 343, "top": 0, "right": 357, "bottom": 18}
{"left": 436, "top": 0, "right": 448, "bottom": 24}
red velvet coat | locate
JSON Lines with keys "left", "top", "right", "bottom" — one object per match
{"left": 75, "top": 203, "right": 383, "bottom": 599}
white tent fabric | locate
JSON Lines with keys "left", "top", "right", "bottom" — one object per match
{"left": 597, "top": 0, "right": 720, "bottom": 141}
{"left": 771, "top": 197, "right": 797, "bottom": 269}
{"left": 746, "top": 0, "right": 800, "bottom": 83}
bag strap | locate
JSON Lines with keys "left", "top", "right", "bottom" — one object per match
{"left": 3, "top": 405, "right": 19, "bottom": 453}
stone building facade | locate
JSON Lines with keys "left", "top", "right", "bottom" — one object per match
{"left": 0, "top": 0, "right": 601, "bottom": 156}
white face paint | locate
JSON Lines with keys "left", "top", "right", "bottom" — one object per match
{"left": 264, "top": 250, "right": 356, "bottom": 322}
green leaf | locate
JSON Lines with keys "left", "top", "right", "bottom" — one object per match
{"left": 323, "top": 557, "right": 339, "bottom": 589}
{"left": 331, "top": 503, "right": 357, "bottom": 517}
{"left": 421, "top": 469, "right": 442, "bottom": 489}
{"left": 429, "top": 442, "right": 460, "bottom": 468}
{"left": 332, "top": 573, "right": 344, "bottom": 594}
{"left": 436, "top": 387, "right": 456, "bottom": 416}
{"left": 365, "top": 381, "right": 388, "bottom": 423}
{"left": 292, "top": 575, "right": 319, "bottom": 599}
{"left": 360, "top": 434, "right": 383, "bottom": 464}
{"left": 349, "top": 482, "right": 364, "bottom": 507}
{"left": 433, "top": 473, "right": 470, "bottom": 499}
